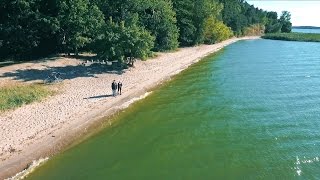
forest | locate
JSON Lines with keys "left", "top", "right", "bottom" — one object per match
{"left": 0, "top": 0, "right": 292, "bottom": 62}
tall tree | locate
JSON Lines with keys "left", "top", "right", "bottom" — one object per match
{"left": 265, "top": 11, "right": 282, "bottom": 33}
{"left": 95, "top": 0, "right": 179, "bottom": 51}
{"left": 58, "top": 0, "right": 104, "bottom": 55}
{"left": 0, "top": 0, "right": 60, "bottom": 59}
{"left": 93, "top": 17, "right": 154, "bottom": 64}
{"left": 138, "top": 0, "right": 179, "bottom": 51}
{"left": 279, "top": 11, "right": 292, "bottom": 33}
{"left": 172, "top": 0, "right": 196, "bottom": 46}
{"left": 219, "top": 0, "right": 243, "bottom": 35}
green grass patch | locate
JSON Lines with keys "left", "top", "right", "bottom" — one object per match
{"left": 262, "top": 32, "right": 320, "bottom": 42}
{"left": 0, "top": 84, "right": 53, "bottom": 111}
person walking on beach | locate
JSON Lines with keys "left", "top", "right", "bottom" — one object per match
{"left": 118, "top": 81, "right": 122, "bottom": 95}
{"left": 111, "top": 80, "right": 117, "bottom": 97}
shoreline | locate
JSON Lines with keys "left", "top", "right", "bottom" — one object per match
{"left": 0, "top": 36, "right": 260, "bottom": 179}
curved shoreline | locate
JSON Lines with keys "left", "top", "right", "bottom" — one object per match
{"left": 0, "top": 36, "right": 260, "bottom": 179}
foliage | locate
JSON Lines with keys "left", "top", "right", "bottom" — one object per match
{"left": 58, "top": 0, "right": 104, "bottom": 55}
{"left": 0, "top": 0, "right": 60, "bottom": 59}
{"left": 193, "top": 0, "right": 222, "bottom": 44}
{"left": 172, "top": 0, "right": 196, "bottom": 46}
{"left": 219, "top": 0, "right": 243, "bottom": 35}
{"left": 243, "top": 24, "right": 265, "bottom": 36}
{"left": 279, "top": 11, "right": 292, "bottom": 33}
{"left": 262, "top": 33, "right": 320, "bottom": 42}
{"left": 173, "top": 0, "right": 226, "bottom": 45}
{"left": 219, "top": 0, "right": 286, "bottom": 36}
{"left": 264, "top": 11, "right": 281, "bottom": 33}
{"left": 95, "top": 0, "right": 179, "bottom": 51}
{"left": 0, "top": 84, "right": 52, "bottom": 111}
{"left": 139, "top": 0, "right": 179, "bottom": 51}
{"left": 0, "top": 0, "right": 293, "bottom": 62}
{"left": 93, "top": 18, "right": 154, "bottom": 63}
{"left": 204, "top": 17, "right": 233, "bottom": 44}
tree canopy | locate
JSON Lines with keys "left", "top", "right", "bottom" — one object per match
{"left": 0, "top": 0, "right": 292, "bottom": 62}
{"left": 279, "top": 11, "right": 292, "bottom": 33}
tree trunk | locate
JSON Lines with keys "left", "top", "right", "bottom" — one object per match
{"left": 75, "top": 47, "right": 79, "bottom": 56}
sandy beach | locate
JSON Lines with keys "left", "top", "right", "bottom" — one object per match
{"left": 0, "top": 36, "right": 259, "bottom": 179}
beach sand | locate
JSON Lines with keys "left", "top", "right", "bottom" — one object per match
{"left": 0, "top": 36, "right": 259, "bottom": 179}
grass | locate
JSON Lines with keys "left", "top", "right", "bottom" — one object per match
{"left": 262, "top": 32, "right": 320, "bottom": 42}
{"left": 0, "top": 84, "right": 53, "bottom": 112}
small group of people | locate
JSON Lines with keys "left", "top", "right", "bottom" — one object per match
{"left": 111, "top": 80, "right": 122, "bottom": 97}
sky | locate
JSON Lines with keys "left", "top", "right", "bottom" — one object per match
{"left": 247, "top": 1, "right": 320, "bottom": 27}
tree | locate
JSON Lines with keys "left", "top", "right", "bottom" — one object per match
{"left": 58, "top": 0, "right": 104, "bottom": 55}
{"left": 95, "top": 0, "right": 179, "bottom": 51}
{"left": 279, "top": 11, "right": 292, "bottom": 33}
{"left": 219, "top": 0, "right": 243, "bottom": 35}
{"left": 0, "top": 0, "right": 60, "bottom": 59}
{"left": 204, "top": 16, "right": 233, "bottom": 44}
{"left": 173, "top": 0, "right": 225, "bottom": 45}
{"left": 93, "top": 18, "right": 154, "bottom": 65}
{"left": 265, "top": 11, "right": 281, "bottom": 33}
{"left": 135, "top": 0, "right": 179, "bottom": 51}
{"left": 172, "top": 0, "right": 196, "bottom": 46}
{"left": 219, "top": 0, "right": 272, "bottom": 36}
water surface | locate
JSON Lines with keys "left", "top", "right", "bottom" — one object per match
{"left": 28, "top": 39, "right": 320, "bottom": 179}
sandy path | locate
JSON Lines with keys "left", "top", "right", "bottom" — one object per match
{"left": 0, "top": 36, "right": 259, "bottom": 179}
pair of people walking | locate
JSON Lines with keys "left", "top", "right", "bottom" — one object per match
{"left": 111, "top": 80, "right": 122, "bottom": 97}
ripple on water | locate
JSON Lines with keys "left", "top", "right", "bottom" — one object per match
{"left": 26, "top": 39, "right": 320, "bottom": 179}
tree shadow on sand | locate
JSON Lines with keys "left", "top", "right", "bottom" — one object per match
{"left": 0, "top": 58, "right": 126, "bottom": 82}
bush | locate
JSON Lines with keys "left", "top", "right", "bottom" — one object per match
{"left": 204, "top": 17, "right": 233, "bottom": 44}
{"left": 243, "top": 24, "right": 265, "bottom": 36}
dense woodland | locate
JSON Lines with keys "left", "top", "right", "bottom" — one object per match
{"left": 0, "top": 0, "right": 292, "bottom": 62}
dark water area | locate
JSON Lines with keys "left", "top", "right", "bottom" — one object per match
{"left": 28, "top": 39, "right": 320, "bottom": 179}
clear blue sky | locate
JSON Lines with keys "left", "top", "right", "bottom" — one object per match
{"left": 247, "top": 1, "right": 320, "bottom": 27}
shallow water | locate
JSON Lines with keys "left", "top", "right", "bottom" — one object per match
{"left": 28, "top": 39, "right": 320, "bottom": 179}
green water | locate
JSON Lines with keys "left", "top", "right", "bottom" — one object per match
{"left": 28, "top": 39, "right": 320, "bottom": 179}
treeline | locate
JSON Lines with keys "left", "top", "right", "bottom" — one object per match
{"left": 0, "top": 0, "right": 292, "bottom": 62}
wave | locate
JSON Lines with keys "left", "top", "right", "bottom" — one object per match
{"left": 120, "top": 91, "right": 152, "bottom": 109}
{"left": 6, "top": 92, "right": 153, "bottom": 179}
{"left": 6, "top": 157, "right": 49, "bottom": 180}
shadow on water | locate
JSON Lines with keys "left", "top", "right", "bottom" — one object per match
{"left": 0, "top": 56, "right": 127, "bottom": 82}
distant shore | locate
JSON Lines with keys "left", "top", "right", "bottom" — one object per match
{"left": 292, "top": 26, "right": 320, "bottom": 29}
{"left": 262, "top": 32, "right": 320, "bottom": 42}
{"left": 0, "top": 36, "right": 260, "bottom": 179}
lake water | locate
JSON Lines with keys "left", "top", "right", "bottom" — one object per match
{"left": 27, "top": 39, "right": 320, "bottom": 179}
{"left": 292, "top": 28, "right": 320, "bottom": 34}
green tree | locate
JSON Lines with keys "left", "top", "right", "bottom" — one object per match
{"left": 0, "top": 0, "right": 60, "bottom": 59}
{"left": 172, "top": 0, "right": 196, "bottom": 46}
{"left": 193, "top": 0, "right": 212, "bottom": 44}
{"left": 138, "top": 0, "right": 179, "bottom": 51}
{"left": 219, "top": 0, "right": 243, "bottom": 35}
{"left": 204, "top": 16, "right": 233, "bottom": 44}
{"left": 173, "top": 0, "right": 225, "bottom": 45}
{"left": 265, "top": 11, "right": 282, "bottom": 33}
{"left": 219, "top": 0, "right": 273, "bottom": 36}
{"left": 93, "top": 18, "right": 154, "bottom": 65}
{"left": 279, "top": 11, "right": 292, "bottom": 33}
{"left": 95, "top": 0, "right": 179, "bottom": 51}
{"left": 58, "top": 0, "right": 104, "bottom": 55}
